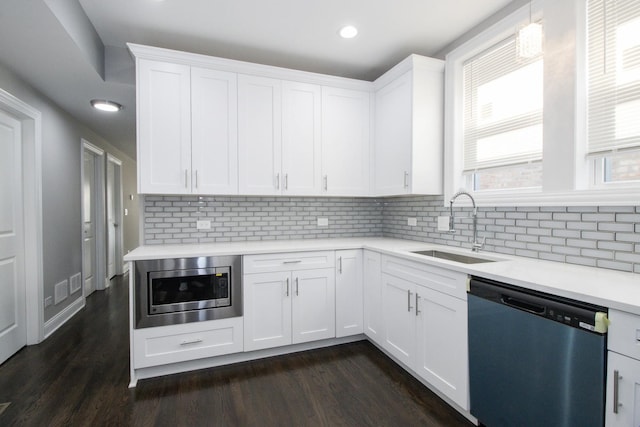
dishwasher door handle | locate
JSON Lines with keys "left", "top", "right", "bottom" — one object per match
{"left": 501, "top": 295, "right": 546, "bottom": 315}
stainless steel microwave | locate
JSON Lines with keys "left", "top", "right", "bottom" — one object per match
{"left": 134, "top": 255, "right": 242, "bottom": 329}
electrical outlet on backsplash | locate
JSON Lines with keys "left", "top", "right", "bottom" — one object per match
{"left": 142, "top": 194, "right": 639, "bottom": 274}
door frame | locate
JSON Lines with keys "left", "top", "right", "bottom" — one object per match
{"left": 106, "top": 153, "right": 123, "bottom": 280}
{"left": 81, "top": 140, "right": 107, "bottom": 293}
{"left": 0, "top": 89, "right": 44, "bottom": 345}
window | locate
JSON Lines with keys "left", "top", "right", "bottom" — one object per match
{"left": 587, "top": 0, "right": 640, "bottom": 185}
{"left": 445, "top": 1, "right": 640, "bottom": 206}
{"left": 462, "top": 32, "right": 544, "bottom": 191}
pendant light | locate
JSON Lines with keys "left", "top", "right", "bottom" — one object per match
{"left": 516, "top": 1, "right": 543, "bottom": 58}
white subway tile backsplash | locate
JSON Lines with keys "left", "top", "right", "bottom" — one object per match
{"left": 143, "top": 195, "right": 639, "bottom": 275}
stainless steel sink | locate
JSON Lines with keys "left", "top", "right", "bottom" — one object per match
{"left": 410, "top": 250, "right": 497, "bottom": 264}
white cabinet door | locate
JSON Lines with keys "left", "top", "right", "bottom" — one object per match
{"left": 335, "top": 250, "right": 363, "bottom": 338}
{"left": 292, "top": 268, "right": 336, "bottom": 344}
{"left": 372, "top": 55, "right": 444, "bottom": 196}
{"left": 238, "top": 75, "right": 282, "bottom": 195}
{"left": 133, "top": 317, "right": 243, "bottom": 368}
{"left": 321, "top": 86, "right": 370, "bottom": 196}
{"left": 374, "top": 71, "right": 412, "bottom": 195}
{"left": 243, "top": 271, "right": 292, "bottom": 351}
{"left": 137, "top": 59, "right": 191, "bottom": 194}
{"left": 363, "top": 250, "right": 382, "bottom": 343}
{"left": 382, "top": 273, "right": 415, "bottom": 366}
{"left": 606, "top": 352, "right": 640, "bottom": 427}
{"left": 282, "top": 81, "right": 322, "bottom": 195}
{"left": 415, "top": 285, "right": 469, "bottom": 410}
{"left": 191, "top": 67, "right": 238, "bottom": 195}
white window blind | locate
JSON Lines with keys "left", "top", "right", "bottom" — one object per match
{"left": 463, "top": 35, "right": 543, "bottom": 172}
{"left": 587, "top": 0, "right": 640, "bottom": 156}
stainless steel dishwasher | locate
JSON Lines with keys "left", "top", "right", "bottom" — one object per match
{"left": 468, "top": 276, "right": 608, "bottom": 427}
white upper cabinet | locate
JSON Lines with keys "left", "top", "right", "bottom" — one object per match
{"left": 191, "top": 67, "right": 238, "bottom": 194}
{"left": 282, "top": 81, "right": 322, "bottom": 195}
{"left": 238, "top": 77, "right": 322, "bottom": 196}
{"left": 136, "top": 57, "right": 238, "bottom": 195}
{"left": 321, "top": 87, "right": 371, "bottom": 196}
{"left": 137, "top": 59, "right": 192, "bottom": 194}
{"left": 238, "top": 75, "right": 283, "bottom": 195}
{"left": 131, "top": 45, "right": 443, "bottom": 197}
{"left": 373, "top": 55, "right": 444, "bottom": 196}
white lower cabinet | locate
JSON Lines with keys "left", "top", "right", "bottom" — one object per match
{"left": 292, "top": 268, "right": 336, "bottom": 343}
{"left": 380, "top": 255, "right": 469, "bottom": 410}
{"left": 363, "top": 250, "right": 382, "bottom": 343}
{"left": 133, "top": 317, "right": 243, "bottom": 369}
{"left": 382, "top": 273, "right": 416, "bottom": 366}
{"left": 243, "top": 251, "right": 336, "bottom": 352}
{"left": 606, "top": 352, "right": 640, "bottom": 427}
{"left": 414, "top": 285, "right": 468, "bottom": 408}
{"left": 243, "top": 271, "right": 292, "bottom": 350}
{"left": 606, "top": 309, "right": 640, "bottom": 427}
{"left": 335, "top": 249, "right": 364, "bottom": 338}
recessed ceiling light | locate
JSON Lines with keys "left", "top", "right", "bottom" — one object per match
{"left": 90, "top": 99, "right": 123, "bottom": 112}
{"left": 339, "top": 25, "right": 358, "bottom": 39}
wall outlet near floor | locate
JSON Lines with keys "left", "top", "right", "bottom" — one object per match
{"left": 44, "top": 296, "right": 53, "bottom": 308}
{"left": 317, "top": 217, "right": 329, "bottom": 227}
{"left": 407, "top": 217, "right": 417, "bottom": 227}
{"left": 437, "top": 216, "right": 451, "bottom": 232}
{"left": 69, "top": 273, "right": 82, "bottom": 294}
{"left": 54, "top": 280, "right": 69, "bottom": 305}
{"left": 196, "top": 220, "right": 211, "bottom": 230}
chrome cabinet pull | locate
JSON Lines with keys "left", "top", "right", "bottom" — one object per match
{"left": 407, "top": 290, "right": 413, "bottom": 312}
{"left": 195, "top": 170, "right": 199, "bottom": 189}
{"left": 613, "top": 370, "right": 622, "bottom": 414}
{"left": 295, "top": 277, "right": 299, "bottom": 296}
{"left": 276, "top": 173, "right": 280, "bottom": 190}
{"left": 180, "top": 338, "right": 203, "bottom": 346}
{"left": 286, "top": 277, "right": 290, "bottom": 296}
{"left": 404, "top": 171, "right": 409, "bottom": 188}
{"left": 338, "top": 256, "right": 343, "bottom": 274}
{"left": 185, "top": 169, "right": 188, "bottom": 188}
{"left": 415, "top": 293, "right": 421, "bottom": 316}
{"left": 285, "top": 173, "right": 288, "bottom": 190}
{"left": 283, "top": 260, "right": 302, "bottom": 264}
{"left": 323, "top": 175, "right": 328, "bottom": 191}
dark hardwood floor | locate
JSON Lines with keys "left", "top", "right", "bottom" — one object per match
{"left": 0, "top": 275, "right": 473, "bottom": 427}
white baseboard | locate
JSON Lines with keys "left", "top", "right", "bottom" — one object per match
{"left": 44, "top": 296, "right": 85, "bottom": 339}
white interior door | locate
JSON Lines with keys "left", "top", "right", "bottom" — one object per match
{"left": 83, "top": 150, "right": 97, "bottom": 296}
{"left": 106, "top": 160, "right": 115, "bottom": 278}
{"left": 0, "top": 109, "right": 26, "bottom": 365}
{"left": 106, "top": 156, "right": 122, "bottom": 279}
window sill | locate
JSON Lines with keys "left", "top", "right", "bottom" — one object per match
{"left": 444, "top": 187, "right": 640, "bottom": 207}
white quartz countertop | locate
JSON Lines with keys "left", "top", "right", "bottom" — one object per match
{"left": 125, "top": 237, "right": 640, "bottom": 315}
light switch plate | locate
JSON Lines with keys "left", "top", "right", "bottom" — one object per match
{"left": 437, "top": 216, "right": 450, "bottom": 232}
{"left": 196, "top": 220, "right": 211, "bottom": 230}
{"left": 317, "top": 217, "right": 329, "bottom": 227}
{"left": 407, "top": 217, "right": 417, "bottom": 226}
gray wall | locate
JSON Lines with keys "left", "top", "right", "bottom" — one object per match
{"left": 0, "top": 63, "right": 138, "bottom": 322}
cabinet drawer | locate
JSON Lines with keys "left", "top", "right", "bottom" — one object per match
{"left": 608, "top": 309, "right": 640, "bottom": 360}
{"left": 381, "top": 255, "right": 468, "bottom": 300}
{"left": 133, "top": 317, "right": 243, "bottom": 368}
{"left": 243, "top": 251, "right": 335, "bottom": 274}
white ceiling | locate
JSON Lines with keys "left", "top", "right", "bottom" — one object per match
{"left": 0, "top": 0, "right": 516, "bottom": 160}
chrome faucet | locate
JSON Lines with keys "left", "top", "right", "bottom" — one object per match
{"left": 449, "top": 190, "right": 485, "bottom": 252}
